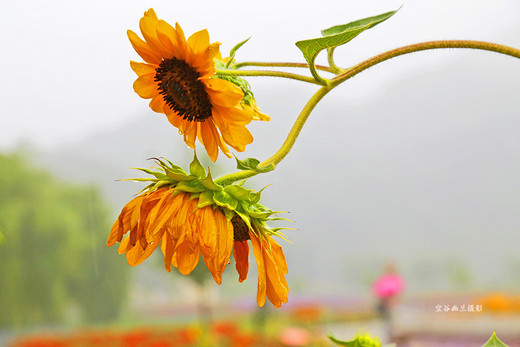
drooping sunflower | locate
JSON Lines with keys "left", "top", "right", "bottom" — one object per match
{"left": 107, "top": 156, "right": 289, "bottom": 307}
{"left": 129, "top": 9, "right": 267, "bottom": 162}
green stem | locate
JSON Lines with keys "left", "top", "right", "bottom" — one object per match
{"left": 214, "top": 86, "right": 332, "bottom": 186}
{"left": 332, "top": 40, "right": 520, "bottom": 86}
{"left": 232, "top": 61, "right": 335, "bottom": 73}
{"left": 216, "top": 69, "right": 321, "bottom": 85}
{"left": 326, "top": 47, "right": 344, "bottom": 74}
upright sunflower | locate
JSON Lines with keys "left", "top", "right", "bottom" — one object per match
{"left": 129, "top": 9, "right": 267, "bottom": 161}
{"left": 107, "top": 156, "right": 289, "bottom": 307}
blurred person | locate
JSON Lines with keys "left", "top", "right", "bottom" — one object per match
{"left": 372, "top": 262, "right": 405, "bottom": 338}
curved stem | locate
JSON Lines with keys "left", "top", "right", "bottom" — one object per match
{"left": 232, "top": 61, "right": 335, "bottom": 73}
{"left": 215, "top": 40, "right": 520, "bottom": 186}
{"left": 260, "top": 86, "right": 331, "bottom": 167}
{"left": 332, "top": 40, "right": 520, "bottom": 86}
{"left": 214, "top": 86, "right": 332, "bottom": 186}
{"left": 216, "top": 68, "right": 323, "bottom": 85}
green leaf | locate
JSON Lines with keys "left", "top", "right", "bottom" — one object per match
{"left": 320, "top": 9, "right": 399, "bottom": 37}
{"left": 295, "top": 9, "right": 398, "bottom": 83}
{"left": 226, "top": 37, "right": 251, "bottom": 68}
{"left": 189, "top": 152, "right": 206, "bottom": 178}
{"left": 235, "top": 157, "right": 275, "bottom": 173}
{"left": 482, "top": 332, "right": 509, "bottom": 347}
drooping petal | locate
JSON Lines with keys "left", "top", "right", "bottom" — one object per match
{"left": 199, "top": 207, "right": 233, "bottom": 284}
{"left": 200, "top": 121, "right": 219, "bottom": 162}
{"left": 176, "top": 241, "right": 201, "bottom": 275}
{"left": 250, "top": 234, "right": 267, "bottom": 307}
{"left": 233, "top": 241, "right": 249, "bottom": 283}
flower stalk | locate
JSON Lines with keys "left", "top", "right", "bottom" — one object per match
{"left": 216, "top": 40, "right": 520, "bottom": 185}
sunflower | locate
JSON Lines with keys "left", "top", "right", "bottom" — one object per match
{"left": 107, "top": 156, "right": 289, "bottom": 307}
{"left": 128, "top": 9, "right": 267, "bottom": 162}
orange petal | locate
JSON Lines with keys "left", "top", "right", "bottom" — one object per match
{"left": 250, "top": 234, "right": 267, "bottom": 307}
{"left": 127, "top": 30, "right": 162, "bottom": 65}
{"left": 162, "top": 233, "right": 175, "bottom": 272}
{"left": 186, "top": 29, "right": 210, "bottom": 60}
{"left": 149, "top": 95, "right": 166, "bottom": 113}
{"left": 133, "top": 73, "right": 158, "bottom": 99}
{"left": 205, "top": 79, "right": 244, "bottom": 108}
{"left": 207, "top": 120, "right": 232, "bottom": 159}
{"left": 199, "top": 207, "right": 233, "bottom": 284}
{"left": 233, "top": 241, "right": 249, "bottom": 283}
{"left": 182, "top": 120, "right": 197, "bottom": 149}
{"left": 139, "top": 14, "right": 171, "bottom": 58}
{"left": 130, "top": 61, "right": 157, "bottom": 77}
{"left": 176, "top": 241, "right": 201, "bottom": 275}
{"left": 200, "top": 122, "right": 218, "bottom": 162}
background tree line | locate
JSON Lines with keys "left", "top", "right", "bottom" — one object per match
{"left": 0, "top": 152, "right": 130, "bottom": 328}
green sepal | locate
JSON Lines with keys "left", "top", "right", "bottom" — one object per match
{"left": 222, "top": 208, "right": 235, "bottom": 222}
{"left": 224, "top": 184, "right": 252, "bottom": 201}
{"left": 165, "top": 171, "right": 194, "bottom": 181}
{"left": 234, "top": 210, "right": 252, "bottom": 229}
{"left": 295, "top": 9, "right": 398, "bottom": 83}
{"left": 200, "top": 169, "right": 222, "bottom": 191}
{"left": 482, "top": 332, "right": 509, "bottom": 347}
{"left": 196, "top": 190, "right": 214, "bottom": 209}
{"left": 176, "top": 179, "right": 206, "bottom": 193}
{"left": 225, "top": 37, "right": 251, "bottom": 68}
{"left": 189, "top": 152, "right": 206, "bottom": 178}
{"left": 235, "top": 156, "right": 275, "bottom": 173}
{"left": 132, "top": 168, "right": 168, "bottom": 180}
{"left": 213, "top": 190, "right": 239, "bottom": 210}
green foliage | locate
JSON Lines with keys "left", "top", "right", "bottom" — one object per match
{"left": 0, "top": 153, "right": 130, "bottom": 328}
{"left": 295, "top": 9, "right": 398, "bottom": 83}
{"left": 482, "top": 332, "right": 509, "bottom": 347}
{"left": 328, "top": 332, "right": 386, "bottom": 347}
{"left": 235, "top": 156, "right": 275, "bottom": 174}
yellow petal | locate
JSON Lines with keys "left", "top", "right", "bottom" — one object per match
{"left": 205, "top": 79, "right": 244, "bottom": 108}
{"left": 139, "top": 15, "right": 171, "bottom": 58}
{"left": 130, "top": 61, "right": 157, "bottom": 77}
{"left": 187, "top": 29, "right": 210, "bottom": 57}
{"left": 182, "top": 120, "right": 197, "bottom": 149}
{"left": 149, "top": 95, "right": 165, "bottom": 113}
{"left": 127, "top": 30, "right": 162, "bottom": 65}
{"left": 133, "top": 73, "right": 158, "bottom": 99}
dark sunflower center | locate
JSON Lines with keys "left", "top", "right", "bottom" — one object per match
{"left": 231, "top": 215, "right": 250, "bottom": 242}
{"left": 154, "top": 58, "right": 213, "bottom": 122}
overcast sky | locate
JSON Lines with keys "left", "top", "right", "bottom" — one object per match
{"left": 1, "top": 0, "right": 519, "bottom": 150}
